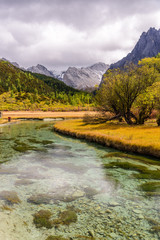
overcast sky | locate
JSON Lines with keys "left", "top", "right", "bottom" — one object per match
{"left": 0, "top": 0, "right": 160, "bottom": 70}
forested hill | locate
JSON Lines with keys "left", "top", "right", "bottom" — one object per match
{"left": 31, "top": 72, "right": 80, "bottom": 94}
{"left": 0, "top": 60, "right": 80, "bottom": 95}
{"left": 0, "top": 60, "right": 94, "bottom": 110}
{"left": 0, "top": 60, "right": 52, "bottom": 95}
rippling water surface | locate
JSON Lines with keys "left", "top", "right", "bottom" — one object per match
{"left": 0, "top": 121, "right": 159, "bottom": 240}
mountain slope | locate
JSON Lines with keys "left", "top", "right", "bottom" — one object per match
{"left": 110, "top": 27, "right": 160, "bottom": 69}
{"left": 31, "top": 72, "right": 80, "bottom": 94}
{"left": 27, "top": 64, "right": 55, "bottom": 77}
{"left": 63, "top": 62, "right": 109, "bottom": 90}
{"left": 26, "top": 62, "right": 109, "bottom": 90}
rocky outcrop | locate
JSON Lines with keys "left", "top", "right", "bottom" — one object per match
{"left": 110, "top": 27, "right": 160, "bottom": 69}
{"left": 63, "top": 62, "right": 109, "bottom": 90}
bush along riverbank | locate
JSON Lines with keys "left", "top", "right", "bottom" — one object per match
{"left": 53, "top": 119, "right": 160, "bottom": 158}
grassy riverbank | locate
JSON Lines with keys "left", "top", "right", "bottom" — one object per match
{"left": 54, "top": 119, "right": 160, "bottom": 158}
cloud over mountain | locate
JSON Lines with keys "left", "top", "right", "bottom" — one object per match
{"left": 0, "top": 0, "right": 160, "bottom": 69}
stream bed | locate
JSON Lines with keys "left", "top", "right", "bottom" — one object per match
{"left": 0, "top": 121, "right": 159, "bottom": 240}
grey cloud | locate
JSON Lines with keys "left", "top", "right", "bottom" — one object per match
{"left": 0, "top": 0, "right": 160, "bottom": 69}
{"left": 0, "top": 0, "right": 159, "bottom": 29}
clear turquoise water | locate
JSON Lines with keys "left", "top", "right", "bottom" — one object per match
{"left": 0, "top": 121, "right": 159, "bottom": 240}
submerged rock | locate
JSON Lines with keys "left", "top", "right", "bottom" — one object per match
{"left": 105, "top": 209, "right": 112, "bottom": 214}
{"left": 71, "top": 190, "right": 85, "bottom": 198}
{"left": 27, "top": 194, "right": 53, "bottom": 205}
{"left": 132, "top": 209, "right": 142, "bottom": 214}
{"left": 52, "top": 193, "right": 66, "bottom": 202}
{"left": 137, "top": 214, "right": 144, "bottom": 219}
{"left": 52, "top": 189, "right": 85, "bottom": 203}
{"left": 88, "top": 230, "right": 95, "bottom": 238}
{"left": 84, "top": 187, "right": 99, "bottom": 198}
{"left": 62, "top": 190, "right": 85, "bottom": 202}
{"left": 108, "top": 201, "right": 120, "bottom": 207}
{"left": 109, "top": 232, "right": 119, "bottom": 238}
{"left": 15, "top": 179, "right": 34, "bottom": 186}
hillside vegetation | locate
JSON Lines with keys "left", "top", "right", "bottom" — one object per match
{"left": 0, "top": 60, "right": 94, "bottom": 111}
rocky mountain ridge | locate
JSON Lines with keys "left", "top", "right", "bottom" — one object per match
{"left": 1, "top": 58, "right": 109, "bottom": 91}
{"left": 63, "top": 62, "right": 109, "bottom": 90}
{"left": 110, "top": 27, "right": 160, "bottom": 69}
{"left": 27, "top": 62, "right": 109, "bottom": 90}
{"left": 27, "top": 64, "right": 55, "bottom": 78}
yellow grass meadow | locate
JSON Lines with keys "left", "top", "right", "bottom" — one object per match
{"left": 54, "top": 119, "right": 160, "bottom": 158}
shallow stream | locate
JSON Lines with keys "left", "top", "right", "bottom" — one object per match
{"left": 0, "top": 121, "right": 159, "bottom": 240}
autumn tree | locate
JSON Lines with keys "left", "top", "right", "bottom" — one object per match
{"left": 97, "top": 63, "right": 159, "bottom": 124}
